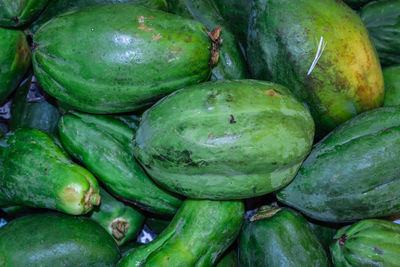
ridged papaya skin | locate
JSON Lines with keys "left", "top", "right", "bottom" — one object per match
{"left": 383, "top": 65, "right": 400, "bottom": 106}
{"left": 213, "top": 0, "right": 252, "bottom": 55}
{"left": 30, "top": 0, "right": 168, "bottom": 33}
{"left": 330, "top": 219, "right": 400, "bottom": 266}
{"left": 59, "top": 111, "right": 182, "bottom": 215}
{"left": 9, "top": 75, "right": 60, "bottom": 137}
{"left": 33, "top": 3, "right": 212, "bottom": 114}
{"left": 238, "top": 206, "right": 329, "bottom": 267}
{"left": 361, "top": 0, "right": 400, "bottom": 66}
{"left": 118, "top": 199, "right": 244, "bottom": 267}
{"left": 134, "top": 80, "right": 315, "bottom": 199}
{"left": 0, "top": 28, "right": 31, "bottom": 104}
{"left": 0, "top": 213, "right": 120, "bottom": 266}
{"left": 247, "top": 0, "right": 384, "bottom": 136}
{"left": 0, "top": 129, "right": 100, "bottom": 215}
{"left": 278, "top": 107, "right": 400, "bottom": 222}
{"left": 0, "top": 0, "right": 49, "bottom": 27}
{"left": 167, "top": 0, "right": 248, "bottom": 80}
{"left": 90, "top": 188, "right": 144, "bottom": 246}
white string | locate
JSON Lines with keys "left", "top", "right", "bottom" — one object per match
{"left": 307, "top": 36, "right": 327, "bottom": 76}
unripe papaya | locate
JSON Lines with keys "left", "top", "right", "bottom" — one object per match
{"left": 33, "top": 3, "right": 213, "bottom": 113}
{"left": 0, "top": 129, "right": 100, "bottom": 215}
{"left": 383, "top": 65, "right": 400, "bottom": 106}
{"left": 0, "top": 0, "right": 49, "bottom": 27}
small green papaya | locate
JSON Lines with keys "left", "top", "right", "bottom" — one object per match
{"left": 30, "top": 0, "right": 168, "bottom": 33}
{"left": 33, "top": 3, "right": 213, "bottom": 113}
{"left": 167, "top": 0, "right": 248, "bottom": 80}
{"left": 59, "top": 111, "right": 182, "bottom": 215}
{"left": 330, "top": 219, "right": 400, "bottom": 266}
{"left": 0, "top": 27, "right": 31, "bottom": 104}
{"left": 90, "top": 188, "right": 144, "bottom": 246}
{"left": 0, "top": 128, "right": 100, "bottom": 215}
{"left": 383, "top": 65, "right": 400, "bottom": 106}
{"left": 278, "top": 107, "right": 400, "bottom": 222}
{"left": 361, "top": 0, "right": 400, "bottom": 66}
{"left": 238, "top": 206, "right": 330, "bottom": 267}
{"left": 0, "top": 0, "right": 49, "bottom": 27}
{"left": 0, "top": 212, "right": 120, "bottom": 266}
{"left": 247, "top": 0, "right": 384, "bottom": 136}
{"left": 134, "top": 80, "right": 315, "bottom": 199}
{"left": 9, "top": 75, "right": 60, "bottom": 136}
{"left": 118, "top": 199, "right": 244, "bottom": 266}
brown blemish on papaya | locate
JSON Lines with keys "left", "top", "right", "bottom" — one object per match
{"left": 339, "top": 234, "right": 347, "bottom": 246}
{"left": 111, "top": 220, "right": 128, "bottom": 240}
{"left": 138, "top": 24, "right": 154, "bottom": 31}
{"left": 152, "top": 33, "right": 162, "bottom": 41}
{"left": 203, "top": 27, "right": 223, "bottom": 67}
{"left": 230, "top": 114, "right": 236, "bottom": 124}
{"left": 264, "top": 89, "right": 281, "bottom": 97}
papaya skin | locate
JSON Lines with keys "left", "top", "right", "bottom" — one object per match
{"left": 0, "top": 0, "right": 49, "bottom": 27}
{"left": 0, "top": 213, "right": 120, "bottom": 266}
{"left": 0, "top": 28, "right": 31, "bottom": 104}
{"left": 134, "top": 80, "right": 315, "bottom": 199}
{"left": 0, "top": 129, "right": 100, "bottom": 215}
{"left": 247, "top": 0, "right": 384, "bottom": 136}
{"left": 33, "top": 3, "right": 212, "bottom": 114}
{"left": 383, "top": 65, "right": 400, "bottom": 107}
{"left": 118, "top": 199, "right": 244, "bottom": 267}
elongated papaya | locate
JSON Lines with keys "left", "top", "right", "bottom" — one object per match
{"left": 167, "top": 0, "right": 248, "bottom": 80}
{"left": 361, "top": 0, "right": 400, "bottom": 66}
{"left": 9, "top": 75, "right": 60, "bottom": 137}
{"left": 33, "top": 3, "right": 213, "bottom": 114}
{"left": 90, "top": 188, "right": 144, "bottom": 246}
{"left": 30, "top": 0, "right": 168, "bottom": 33}
{"left": 0, "top": 212, "right": 120, "bottom": 266}
{"left": 278, "top": 107, "right": 400, "bottom": 222}
{"left": 134, "top": 80, "right": 315, "bottom": 199}
{"left": 59, "top": 111, "right": 182, "bottom": 215}
{"left": 0, "top": 128, "right": 100, "bottom": 215}
{"left": 247, "top": 0, "right": 384, "bottom": 136}
{"left": 118, "top": 199, "right": 244, "bottom": 266}
{"left": 0, "top": 0, "right": 49, "bottom": 27}
{"left": 383, "top": 65, "right": 400, "bottom": 106}
{"left": 238, "top": 206, "right": 330, "bottom": 267}
{"left": 330, "top": 219, "right": 400, "bottom": 266}
{"left": 0, "top": 28, "right": 31, "bottom": 104}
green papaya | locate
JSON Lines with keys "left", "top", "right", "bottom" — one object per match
{"left": 278, "top": 107, "right": 400, "bottom": 222}
{"left": 167, "top": 0, "right": 248, "bottom": 80}
{"left": 113, "top": 114, "right": 142, "bottom": 131}
{"left": 9, "top": 75, "right": 60, "bottom": 136}
{"left": 238, "top": 206, "right": 330, "bottom": 267}
{"left": 344, "top": 0, "right": 375, "bottom": 8}
{"left": 361, "top": 0, "right": 400, "bottom": 66}
{"left": 30, "top": 0, "right": 168, "bottom": 33}
{"left": 33, "top": 3, "right": 213, "bottom": 114}
{"left": 0, "top": 28, "right": 31, "bottom": 104}
{"left": 118, "top": 199, "right": 244, "bottom": 266}
{"left": 330, "top": 219, "right": 400, "bottom": 266}
{"left": 134, "top": 80, "right": 315, "bottom": 199}
{"left": 0, "top": 212, "right": 120, "bottom": 266}
{"left": 216, "top": 249, "right": 238, "bottom": 267}
{"left": 0, "top": 128, "right": 100, "bottom": 215}
{"left": 120, "top": 242, "right": 143, "bottom": 257}
{"left": 247, "top": 0, "right": 384, "bottom": 136}
{"left": 383, "top": 65, "right": 400, "bottom": 106}
{"left": 90, "top": 188, "right": 144, "bottom": 246}
{"left": 213, "top": 0, "right": 252, "bottom": 55}
{"left": 308, "top": 221, "right": 339, "bottom": 250}
{"left": 59, "top": 111, "right": 182, "bottom": 215}
{"left": 0, "top": 0, "right": 49, "bottom": 27}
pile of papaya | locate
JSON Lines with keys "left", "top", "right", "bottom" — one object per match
{"left": 0, "top": 0, "right": 400, "bottom": 266}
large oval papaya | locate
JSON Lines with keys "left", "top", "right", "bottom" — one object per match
{"left": 134, "top": 80, "right": 315, "bottom": 199}
{"left": 278, "top": 107, "right": 400, "bottom": 222}
{"left": 0, "top": 0, "right": 49, "bottom": 27}
{"left": 30, "top": 0, "right": 168, "bottom": 33}
{"left": 247, "top": 0, "right": 384, "bottom": 136}
{"left": 0, "top": 28, "right": 31, "bottom": 104}
{"left": 33, "top": 3, "right": 212, "bottom": 114}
